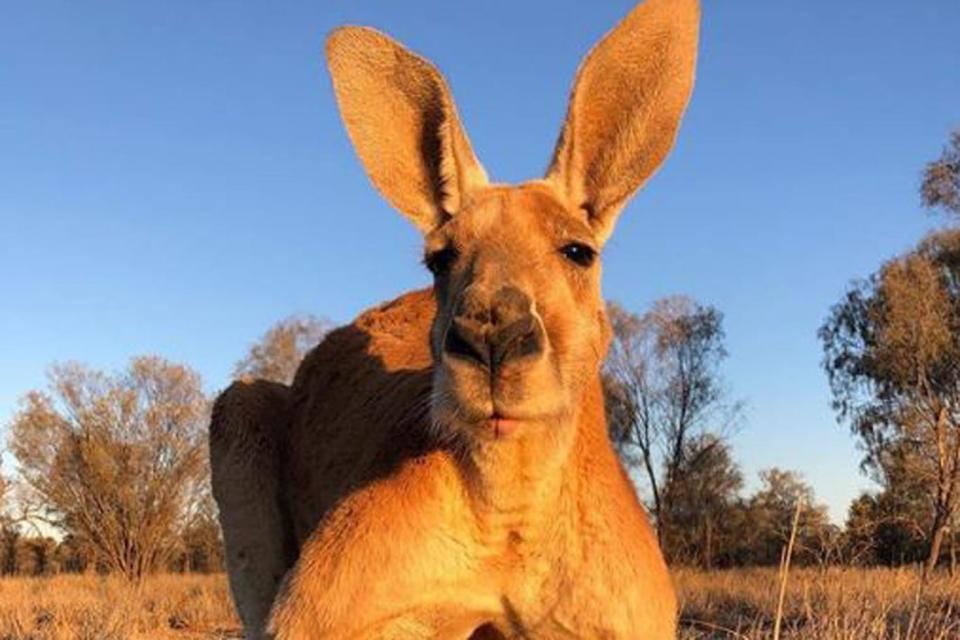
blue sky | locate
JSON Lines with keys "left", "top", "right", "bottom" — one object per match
{"left": 2, "top": 1, "right": 958, "bottom": 522}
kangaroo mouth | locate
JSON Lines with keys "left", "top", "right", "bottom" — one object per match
{"left": 431, "top": 349, "right": 568, "bottom": 442}
{"left": 486, "top": 413, "right": 523, "bottom": 438}
{"left": 428, "top": 388, "right": 536, "bottom": 441}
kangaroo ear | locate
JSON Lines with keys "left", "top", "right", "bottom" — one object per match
{"left": 546, "top": 0, "right": 699, "bottom": 245}
{"left": 326, "top": 27, "right": 488, "bottom": 233}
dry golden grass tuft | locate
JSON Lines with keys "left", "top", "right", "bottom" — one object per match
{"left": 0, "top": 573, "right": 239, "bottom": 639}
{"left": 676, "top": 566, "right": 960, "bottom": 639}
{"left": 1, "top": 568, "right": 958, "bottom": 638}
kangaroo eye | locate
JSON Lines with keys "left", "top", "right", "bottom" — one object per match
{"left": 559, "top": 242, "right": 597, "bottom": 268}
{"left": 424, "top": 246, "right": 458, "bottom": 276}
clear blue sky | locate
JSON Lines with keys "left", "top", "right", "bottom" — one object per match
{"left": 2, "top": 1, "right": 959, "bottom": 522}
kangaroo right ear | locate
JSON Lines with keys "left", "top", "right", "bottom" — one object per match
{"left": 325, "top": 27, "right": 488, "bottom": 233}
{"left": 546, "top": 0, "right": 700, "bottom": 245}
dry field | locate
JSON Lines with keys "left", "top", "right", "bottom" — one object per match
{"left": 676, "top": 567, "right": 960, "bottom": 639}
{"left": 0, "top": 568, "right": 958, "bottom": 639}
{"left": 0, "top": 573, "right": 239, "bottom": 639}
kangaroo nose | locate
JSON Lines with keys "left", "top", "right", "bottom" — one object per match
{"left": 443, "top": 286, "right": 544, "bottom": 370}
{"left": 444, "top": 317, "right": 491, "bottom": 368}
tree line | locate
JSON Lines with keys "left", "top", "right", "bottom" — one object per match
{"left": 0, "top": 316, "right": 329, "bottom": 580}
{"left": 1, "top": 130, "right": 958, "bottom": 581}
{"left": 603, "top": 129, "right": 960, "bottom": 574}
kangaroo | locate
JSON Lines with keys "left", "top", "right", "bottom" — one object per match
{"left": 210, "top": 0, "right": 699, "bottom": 637}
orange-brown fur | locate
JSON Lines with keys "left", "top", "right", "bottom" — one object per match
{"left": 211, "top": 0, "right": 699, "bottom": 637}
{"left": 271, "top": 288, "right": 676, "bottom": 639}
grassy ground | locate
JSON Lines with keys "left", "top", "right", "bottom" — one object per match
{"left": 675, "top": 566, "right": 960, "bottom": 639}
{"left": 0, "top": 573, "right": 239, "bottom": 639}
{"left": 0, "top": 568, "right": 958, "bottom": 639}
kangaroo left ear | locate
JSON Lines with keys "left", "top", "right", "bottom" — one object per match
{"left": 546, "top": 0, "right": 700, "bottom": 245}
{"left": 326, "top": 27, "right": 488, "bottom": 234}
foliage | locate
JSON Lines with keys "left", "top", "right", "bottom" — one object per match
{"left": 820, "top": 228, "right": 960, "bottom": 574}
{"left": 922, "top": 129, "right": 960, "bottom": 218}
{"left": 740, "top": 468, "right": 832, "bottom": 566}
{"left": 6, "top": 357, "right": 210, "bottom": 581}
{"left": 658, "top": 435, "right": 743, "bottom": 568}
{"left": 845, "top": 490, "right": 928, "bottom": 566}
{"left": 604, "top": 296, "right": 741, "bottom": 561}
{"left": 233, "top": 314, "right": 331, "bottom": 385}
{"left": 169, "top": 494, "right": 224, "bottom": 574}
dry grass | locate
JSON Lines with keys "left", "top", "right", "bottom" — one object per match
{"left": 1, "top": 568, "right": 958, "bottom": 638}
{"left": 0, "top": 573, "right": 239, "bottom": 639}
{"left": 676, "top": 566, "right": 960, "bottom": 639}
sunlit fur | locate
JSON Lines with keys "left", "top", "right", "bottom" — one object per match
{"left": 210, "top": 0, "right": 699, "bottom": 637}
{"left": 427, "top": 183, "right": 609, "bottom": 450}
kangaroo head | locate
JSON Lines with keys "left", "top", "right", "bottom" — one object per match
{"left": 325, "top": 0, "right": 699, "bottom": 449}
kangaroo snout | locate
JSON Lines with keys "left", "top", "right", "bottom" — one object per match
{"left": 443, "top": 286, "right": 545, "bottom": 371}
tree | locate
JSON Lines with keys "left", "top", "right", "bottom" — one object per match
{"left": 922, "top": 129, "right": 960, "bottom": 218}
{"left": 604, "top": 296, "right": 740, "bottom": 557}
{"left": 6, "top": 356, "right": 209, "bottom": 581}
{"left": 233, "top": 314, "right": 332, "bottom": 385}
{"left": 659, "top": 434, "right": 744, "bottom": 568}
{"left": 845, "top": 489, "right": 927, "bottom": 567}
{"left": 54, "top": 534, "right": 95, "bottom": 574}
{"left": 0, "top": 461, "right": 6, "bottom": 512}
{"left": 170, "top": 492, "right": 224, "bottom": 573}
{"left": 23, "top": 536, "right": 57, "bottom": 576}
{"left": 0, "top": 525, "right": 20, "bottom": 575}
{"left": 744, "top": 468, "right": 831, "bottom": 566}
{"left": 820, "top": 230, "right": 960, "bottom": 575}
